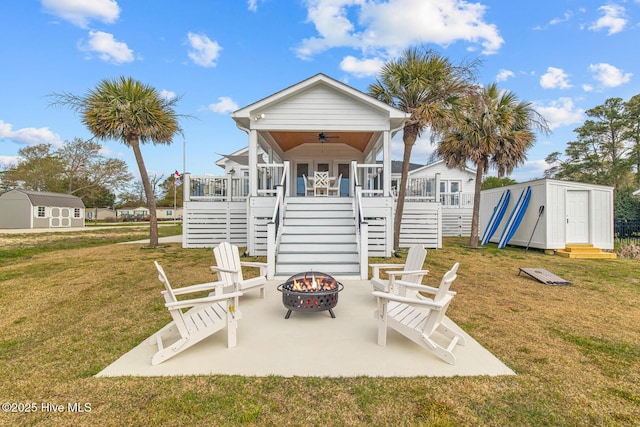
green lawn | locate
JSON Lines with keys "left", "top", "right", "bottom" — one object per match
{"left": 0, "top": 230, "right": 638, "bottom": 426}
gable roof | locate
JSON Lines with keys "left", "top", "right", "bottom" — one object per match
{"left": 408, "top": 159, "right": 476, "bottom": 176}
{"left": 231, "top": 73, "right": 408, "bottom": 130}
{"left": 11, "top": 190, "right": 85, "bottom": 208}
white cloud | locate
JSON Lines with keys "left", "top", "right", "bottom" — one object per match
{"left": 588, "top": 63, "right": 632, "bottom": 88}
{"left": 509, "top": 159, "right": 549, "bottom": 182}
{"left": 208, "top": 97, "right": 238, "bottom": 114}
{"left": 80, "top": 31, "right": 135, "bottom": 64}
{"left": 589, "top": 4, "right": 627, "bottom": 35}
{"left": 41, "top": 0, "right": 120, "bottom": 28}
{"left": 539, "top": 67, "right": 572, "bottom": 89}
{"left": 159, "top": 89, "right": 177, "bottom": 100}
{"left": 187, "top": 33, "right": 222, "bottom": 68}
{"left": 534, "top": 97, "right": 584, "bottom": 130}
{"left": 339, "top": 55, "right": 384, "bottom": 78}
{"left": 247, "top": 0, "right": 265, "bottom": 12}
{"left": 0, "top": 119, "right": 64, "bottom": 147}
{"left": 496, "top": 69, "right": 514, "bottom": 82}
{"left": 295, "top": 0, "right": 504, "bottom": 60}
{"left": 0, "top": 156, "right": 22, "bottom": 169}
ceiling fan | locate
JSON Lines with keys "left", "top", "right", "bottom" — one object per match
{"left": 316, "top": 132, "right": 339, "bottom": 143}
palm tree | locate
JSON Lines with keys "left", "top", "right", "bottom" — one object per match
{"left": 51, "top": 76, "right": 182, "bottom": 247}
{"left": 437, "top": 83, "right": 550, "bottom": 248}
{"left": 368, "top": 47, "right": 477, "bottom": 250}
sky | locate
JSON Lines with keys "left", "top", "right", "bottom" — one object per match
{"left": 1, "top": 0, "right": 639, "bottom": 183}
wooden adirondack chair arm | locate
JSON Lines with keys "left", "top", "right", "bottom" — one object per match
{"left": 170, "top": 281, "right": 225, "bottom": 296}
{"left": 370, "top": 263, "right": 406, "bottom": 278}
{"left": 210, "top": 265, "right": 237, "bottom": 273}
{"left": 386, "top": 269, "right": 430, "bottom": 278}
{"left": 164, "top": 291, "right": 243, "bottom": 309}
{"left": 240, "top": 261, "right": 268, "bottom": 274}
{"left": 392, "top": 279, "right": 457, "bottom": 296}
{"left": 372, "top": 291, "right": 452, "bottom": 310}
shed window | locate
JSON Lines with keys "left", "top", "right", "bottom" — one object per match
{"left": 37, "top": 206, "right": 46, "bottom": 218}
{"left": 74, "top": 208, "right": 81, "bottom": 218}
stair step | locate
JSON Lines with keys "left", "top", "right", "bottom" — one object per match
{"left": 278, "top": 242, "right": 357, "bottom": 251}
{"left": 283, "top": 225, "right": 355, "bottom": 234}
{"left": 286, "top": 197, "right": 351, "bottom": 204}
{"left": 280, "top": 233, "right": 356, "bottom": 243}
{"left": 556, "top": 250, "right": 617, "bottom": 259}
{"left": 285, "top": 217, "right": 355, "bottom": 226}
{"left": 277, "top": 252, "right": 359, "bottom": 263}
{"left": 276, "top": 261, "right": 360, "bottom": 276}
{"left": 285, "top": 210, "right": 353, "bottom": 218}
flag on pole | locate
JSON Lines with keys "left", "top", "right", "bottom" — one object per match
{"left": 175, "top": 170, "right": 181, "bottom": 178}
{"left": 174, "top": 170, "right": 181, "bottom": 186}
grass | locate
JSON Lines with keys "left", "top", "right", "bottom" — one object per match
{"left": 0, "top": 231, "right": 639, "bottom": 426}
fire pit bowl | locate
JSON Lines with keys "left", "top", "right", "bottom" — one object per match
{"left": 277, "top": 271, "right": 344, "bottom": 319}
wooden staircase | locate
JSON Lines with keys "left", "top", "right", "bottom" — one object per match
{"left": 275, "top": 197, "right": 360, "bottom": 277}
{"left": 556, "top": 244, "right": 617, "bottom": 259}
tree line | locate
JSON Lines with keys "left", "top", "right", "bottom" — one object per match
{"left": 0, "top": 137, "right": 183, "bottom": 209}
{"left": 545, "top": 94, "right": 640, "bottom": 219}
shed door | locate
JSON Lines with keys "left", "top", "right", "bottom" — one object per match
{"left": 50, "top": 207, "right": 72, "bottom": 228}
{"left": 566, "top": 190, "right": 589, "bottom": 243}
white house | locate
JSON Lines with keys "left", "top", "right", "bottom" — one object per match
{"left": 480, "top": 179, "right": 614, "bottom": 251}
{"left": 0, "top": 190, "right": 85, "bottom": 229}
{"left": 182, "top": 74, "right": 472, "bottom": 278}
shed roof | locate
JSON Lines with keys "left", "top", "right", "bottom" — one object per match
{"left": 13, "top": 190, "right": 85, "bottom": 208}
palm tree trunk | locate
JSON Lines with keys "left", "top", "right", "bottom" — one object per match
{"left": 393, "top": 124, "right": 419, "bottom": 250}
{"left": 129, "top": 137, "right": 158, "bottom": 247}
{"left": 469, "top": 157, "right": 486, "bottom": 248}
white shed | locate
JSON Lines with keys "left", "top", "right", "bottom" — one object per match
{"left": 480, "top": 179, "right": 614, "bottom": 250}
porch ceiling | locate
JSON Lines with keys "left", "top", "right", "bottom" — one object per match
{"left": 267, "top": 131, "right": 375, "bottom": 152}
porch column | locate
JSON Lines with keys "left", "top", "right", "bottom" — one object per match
{"left": 249, "top": 129, "right": 258, "bottom": 197}
{"left": 383, "top": 130, "right": 391, "bottom": 197}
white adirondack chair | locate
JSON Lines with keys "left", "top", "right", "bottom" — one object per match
{"left": 150, "top": 261, "right": 243, "bottom": 365}
{"left": 370, "top": 244, "right": 428, "bottom": 294}
{"left": 372, "top": 262, "right": 465, "bottom": 365}
{"left": 211, "top": 242, "right": 267, "bottom": 298}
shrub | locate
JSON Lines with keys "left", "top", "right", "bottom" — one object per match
{"left": 617, "top": 242, "right": 640, "bottom": 260}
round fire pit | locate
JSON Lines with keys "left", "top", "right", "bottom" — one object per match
{"left": 277, "top": 271, "right": 344, "bottom": 319}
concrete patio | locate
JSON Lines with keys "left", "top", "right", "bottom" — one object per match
{"left": 97, "top": 278, "right": 515, "bottom": 378}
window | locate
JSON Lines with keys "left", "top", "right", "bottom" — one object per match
{"left": 74, "top": 208, "right": 81, "bottom": 218}
{"left": 37, "top": 206, "right": 45, "bottom": 218}
{"left": 166, "top": 210, "right": 173, "bottom": 216}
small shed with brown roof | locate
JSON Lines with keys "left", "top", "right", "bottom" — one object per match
{"left": 0, "top": 190, "right": 85, "bottom": 229}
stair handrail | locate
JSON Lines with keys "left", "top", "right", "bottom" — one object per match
{"left": 351, "top": 161, "right": 368, "bottom": 279}
{"left": 267, "top": 161, "right": 289, "bottom": 279}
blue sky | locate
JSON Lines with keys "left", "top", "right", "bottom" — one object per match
{"left": 1, "top": 0, "right": 639, "bottom": 183}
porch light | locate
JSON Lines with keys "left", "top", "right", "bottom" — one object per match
{"left": 253, "top": 113, "right": 266, "bottom": 121}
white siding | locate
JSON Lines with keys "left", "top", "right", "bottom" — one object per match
{"left": 182, "top": 201, "right": 248, "bottom": 248}
{"left": 253, "top": 85, "right": 390, "bottom": 131}
{"left": 480, "top": 179, "right": 614, "bottom": 250}
{"left": 399, "top": 202, "right": 442, "bottom": 249}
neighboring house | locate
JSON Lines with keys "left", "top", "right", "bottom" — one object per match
{"left": 85, "top": 207, "right": 116, "bottom": 221}
{"left": 117, "top": 207, "right": 149, "bottom": 218}
{"left": 157, "top": 207, "right": 183, "bottom": 220}
{"left": 0, "top": 189, "right": 85, "bottom": 229}
{"left": 115, "top": 207, "right": 182, "bottom": 220}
